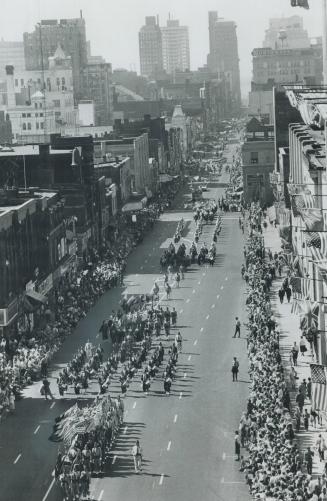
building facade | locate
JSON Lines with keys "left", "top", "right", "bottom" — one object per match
{"left": 242, "top": 117, "right": 275, "bottom": 207}
{"left": 263, "top": 16, "right": 311, "bottom": 50}
{"left": 23, "top": 15, "right": 88, "bottom": 101}
{"left": 207, "top": 11, "right": 241, "bottom": 109}
{"left": 81, "top": 62, "right": 113, "bottom": 126}
{"left": 139, "top": 16, "right": 163, "bottom": 77}
{"left": 0, "top": 41, "right": 25, "bottom": 77}
{"left": 161, "top": 19, "right": 190, "bottom": 74}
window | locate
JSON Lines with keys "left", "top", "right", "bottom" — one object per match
{"left": 35, "top": 113, "right": 38, "bottom": 117}
{"left": 250, "top": 152, "right": 259, "bottom": 164}
{"left": 22, "top": 113, "right": 26, "bottom": 118}
{"left": 34, "top": 102, "right": 38, "bottom": 109}
{"left": 26, "top": 113, "right": 31, "bottom": 117}
{"left": 15, "top": 79, "right": 18, "bottom": 87}
{"left": 39, "top": 113, "right": 43, "bottom": 117}
{"left": 53, "top": 99, "right": 60, "bottom": 108}
{"left": 27, "top": 123, "right": 31, "bottom": 130}
{"left": 22, "top": 123, "right": 26, "bottom": 130}
{"left": 39, "top": 103, "right": 42, "bottom": 109}
{"left": 20, "top": 78, "right": 24, "bottom": 86}
{"left": 56, "top": 77, "right": 60, "bottom": 88}
{"left": 40, "top": 122, "right": 44, "bottom": 129}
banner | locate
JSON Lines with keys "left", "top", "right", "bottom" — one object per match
{"left": 310, "top": 364, "right": 327, "bottom": 411}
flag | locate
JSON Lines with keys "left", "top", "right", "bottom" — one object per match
{"left": 291, "top": 296, "right": 302, "bottom": 315}
{"left": 311, "top": 364, "right": 327, "bottom": 411}
{"left": 304, "top": 232, "right": 322, "bottom": 249}
{"left": 300, "top": 208, "right": 323, "bottom": 232}
{"left": 291, "top": 0, "right": 309, "bottom": 8}
{"left": 289, "top": 276, "right": 310, "bottom": 298}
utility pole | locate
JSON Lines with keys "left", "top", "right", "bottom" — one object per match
{"left": 323, "top": 0, "right": 327, "bottom": 84}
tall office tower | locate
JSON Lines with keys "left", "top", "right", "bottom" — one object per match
{"left": 161, "top": 18, "right": 190, "bottom": 74}
{"left": 263, "top": 15, "right": 310, "bottom": 49}
{"left": 139, "top": 16, "right": 163, "bottom": 77}
{"left": 23, "top": 12, "right": 87, "bottom": 101}
{"left": 207, "top": 11, "right": 241, "bottom": 109}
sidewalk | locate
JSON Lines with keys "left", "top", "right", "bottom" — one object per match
{"left": 263, "top": 220, "right": 326, "bottom": 476}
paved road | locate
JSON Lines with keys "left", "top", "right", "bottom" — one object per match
{"left": 0, "top": 140, "right": 251, "bottom": 501}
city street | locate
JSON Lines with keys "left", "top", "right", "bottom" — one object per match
{"left": 0, "top": 143, "right": 251, "bottom": 501}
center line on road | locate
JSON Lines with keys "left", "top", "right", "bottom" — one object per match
{"left": 184, "top": 372, "right": 187, "bottom": 379}
{"left": 50, "top": 402, "right": 56, "bottom": 409}
{"left": 192, "top": 289, "right": 195, "bottom": 294}
{"left": 225, "top": 277, "right": 228, "bottom": 281}
{"left": 167, "top": 441, "right": 171, "bottom": 451}
{"left": 220, "top": 286, "right": 224, "bottom": 290}
{"left": 188, "top": 355, "right": 192, "bottom": 361}
{"left": 98, "top": 489, "right": 104, "bottom": 501}
{"left": 13, "top": 453, "right": 22, "bottom": 464}
{"left": 217, "top": 294, "right": 220, "bottom": 299}
{"left": 222, "top": 452, "right": 226, "bottom": 460}
{"left": 133, "top": 401, "right": 136, "bottom": 409}
{"left": 198, "top": 281, "right": 201, "bottom": 285}
{"left": 174, "top": 414, "right": 178, "bottom": 423}
{"left": 159, "top": 474, "right": 164, "bottom": 485}
{"left": 211, "top": 304, "right": 215, "bottom": 309}
{"left": 42, "top": 478, "right": 55, "bottom": 501}
{"left": 200, "top": 327, "right": 204, "bottom": 332}
{"left": 123, "top": 426, "right": 128, "bottom": 435}
{"left": 202, "top": 272, "right": 206, "bottom": 276}
{"left": 140, "top": 266, "right": 144, "bottom": 270}
{"left": 112, "top": 455, "right": 117, "bottom": 465}
{"left": 193, "top": 340, "right": 198, "bottom": 346}
{"left": 179, "top": 392, "right": 183, "bottom": 399}
{"left": 206, "top": 314, "right": 210, "bottom": 320}
{"left": 186, "top": 298, "right": 190, "bottom": 303}
{"left": 179, "top": 308, "right": 183, "bottom": 314}
{"left": 33, "top": 425, "right": 40, "bottom": 435}
{"left": 145, "top": 259, "right": 148, "bottom": 263}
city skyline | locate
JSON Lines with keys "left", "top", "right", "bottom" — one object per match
{"left": 0, "top": 0, "right": 323, "bottom": 98}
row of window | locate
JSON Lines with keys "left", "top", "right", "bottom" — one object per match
{"left": 22, "top": 112, "right": 44, "bottom": 118}
{"left": 22, "top": 122, "right": 44, "bottom": 130}
{"left": 15, "top": 77, "right": 67, "bottom": 87}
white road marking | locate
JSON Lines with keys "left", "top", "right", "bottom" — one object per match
{"left": 222, "top": 452, "right": 226, "bottom": 460}
{"left": 51, "top": 470, "right": 55, "bottom": 477}
{"left": 33, "top": 425, "right": 40, "bottom": 435}
{"left": 198, "top": 281, "right": 201, "bottom": 285}
{"left": 206, "top": 314, "right": 210, "bottom": 320}
{"left": 211, "top": 304, "right": 215, "bottom": 309}
{"left": 140, "top": 266, "right": 144, "bottom": 270}
{"left": 136, "top": 273, "right": 139, "bottom": 277}
{"left": 98, "top": 490, "right": 104, "bottom": 500}
{"left": 220, "top": 286, "right": 224, "bottom": 290}
{"left": 216, "top": 294, "right": 220, "bottom": 299}
{"left": 133, "top": 401, "right": 136, "bottom": 409}
{"left": 13, "top": 453, "right": 22, "bottom": 464}
{"left": 42, "top": 478, "right": 55, "bottom": 501}
{"left": 188, "top": 355, "right": 192, "bottom": 361}
{"left": 202, "top": 272, "right": 206, "bottom": 276}
{"left": 193, "top": 339, "right": 198, "bottom": 346}
{"left": 112, "top": 455, "right": 117, "bottom": 464}
{"left": 221, "top": 478, "right": 243, "bottom": 485}
{"left": 174, "top": 414, "right": 178, "bottom": 423}
{"left": 225, "top": 277, "right": 228, "bottom": 281}
{"left": 50, "top": 402, "right": 56, "bottom": 409}
{"left": 96, "top": 333, "right": 99, "bottom": 338}
{"left": 167, "top": 441, "right": 171, "bottom": 451}
{"left": 200, "top": 327, "right": 204, "bottom": 332}
{"left": 184, "top": 373, "right": 187, "bottom": 379}
{"left": 159, "top": 474, "right": 164, "bottom": 485}
{"left": 179, "top": 392, "right": 183, "bottom": 399}
{"left": 123, "top": 426, "right": 128, "bottom": 434}
{"left": 179, "top": 309, "right": 183, "bottom": 314}
{"left": 186, "top": 298, "right": 190, "bottom": 303}
{"left": 192, "top": 289, "right": 195, "bottom": 294}
{"left": 145, "top": 259, "right": 148, "bottom": 263}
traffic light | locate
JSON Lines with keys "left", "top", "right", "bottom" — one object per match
{"left": 290, "top": 0, "right": 309, "bottom": 8}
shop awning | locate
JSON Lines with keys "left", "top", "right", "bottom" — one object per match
{"left": 25, "top": 290, "right": 47, "bottom": 304}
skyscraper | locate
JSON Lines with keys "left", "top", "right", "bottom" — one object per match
{"left": 139, "top": 16, "right": 163, "bottom": 77}
{"left": 23, "top": 13, "right": 87, "bottom": 101}
{"left": 207, "top": 11, "right": 241, "bottom": 108}
{"left": 263, "top": 15, "right": 310, "bottom": 49}
{"left": 161, "top": 18, "right": 190, "bottom": 74}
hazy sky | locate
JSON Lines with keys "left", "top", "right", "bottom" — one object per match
{"left": 0, "top": 0, "right": 323, "bottom": 97}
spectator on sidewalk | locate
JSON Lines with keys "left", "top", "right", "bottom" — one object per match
{"left": 304, "top": 409, "right": 310, "bottom": 431}
{"left": 307, "top": 378, "right": 312, "bottom": 400}
{"left": 316, "top": 434, "right": 327, "bottom": 462}
{"left": 278, "top": 288, "right": 285, "bottom": 304}
{"left": 289, "top": 366, "right": 297, "bottom": 390}
{"left": 296, "top": 389, "right": 305, "bottom": 413}
{"left": 291, "top": 342, "right": 299, "bottom": 366}
{"left": 300, "top": 336, "right": 308, "bottom": 356}
{"left": 285, "top": 286, "right": 292, "bottom": 303}
{"left": 305, "top": 446, "right": 314, "bottom": 475}
{"left": 299, "top": 379, "right": 307, "bottom": 397}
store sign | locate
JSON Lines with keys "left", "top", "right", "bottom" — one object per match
{"left": 0, "top": 299, "right": 18, "bottom": 326}
{"left": 38, "top": 274, "right": 53, "bottom": 296}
